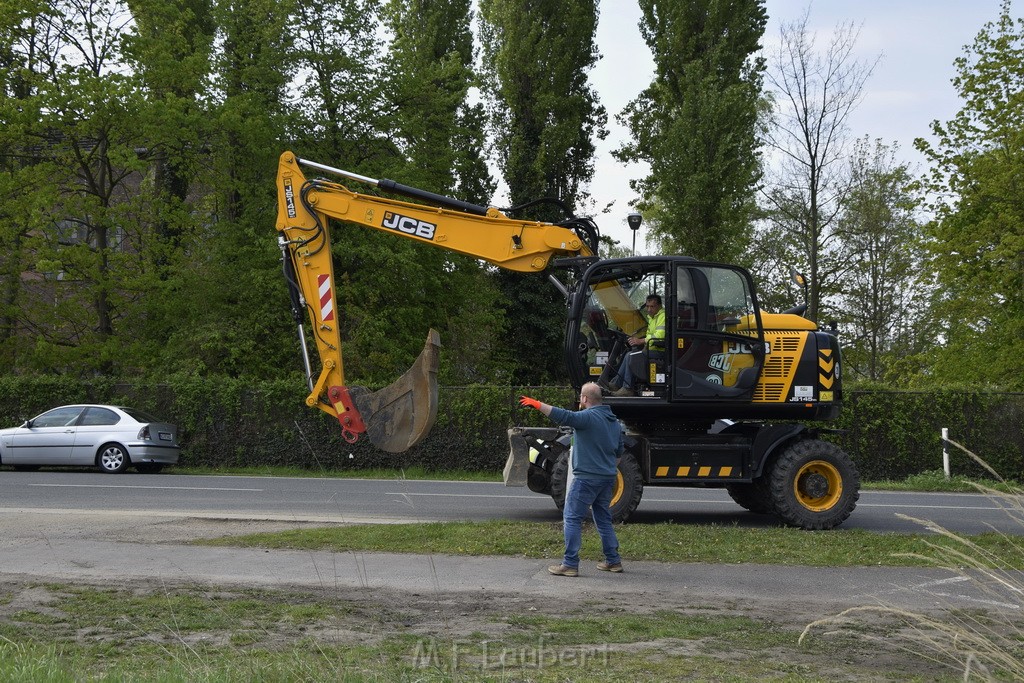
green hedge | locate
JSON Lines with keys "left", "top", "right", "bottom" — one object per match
{"left": 1, "top": 377, "right": 1021, "bottom": 480}
{"left": 0, "top": 376, "right": 574, "bottom": 472}
{"left": 834, "top": 391, "right": 1024, "bottom": 481}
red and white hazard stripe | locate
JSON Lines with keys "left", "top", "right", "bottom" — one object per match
{"left": 317, "top": 274, "right": 335, "bottom": 321}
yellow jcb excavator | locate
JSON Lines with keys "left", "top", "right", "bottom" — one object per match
{"left": 275, "top": 151, "right": 860, "bottom": 529}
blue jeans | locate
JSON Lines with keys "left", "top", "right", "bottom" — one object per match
{"left": 562, "top": 476, "right": 620, "bottom": 569}
{"left": 614, "top": 352, "right": 638, "bottom": 389}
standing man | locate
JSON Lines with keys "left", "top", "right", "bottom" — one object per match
{"left": 519, "top": 382, "right": 624, "bottom": 576}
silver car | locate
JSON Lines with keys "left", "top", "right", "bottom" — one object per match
{"left": 0, "top": 404, "right": 180, "bottom": 474}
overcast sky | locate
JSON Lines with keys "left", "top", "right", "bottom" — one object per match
{"left": 587, "top": 0, "right": 1007, "bottom": 251}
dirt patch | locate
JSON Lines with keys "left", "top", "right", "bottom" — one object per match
{"left": 0, "top": 575, "right": 964, "bottom": 681}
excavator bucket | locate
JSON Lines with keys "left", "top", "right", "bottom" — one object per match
{"left": 348, "top": 329, "right": 441, "bottom": 453}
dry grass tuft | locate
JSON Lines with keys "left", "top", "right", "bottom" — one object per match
{"left": 801, "top": 438, "right": 1024, "bottom": 681}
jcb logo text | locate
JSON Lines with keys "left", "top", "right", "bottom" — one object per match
{"left": 383, "top": 212, "right": 436, "bottom": 240}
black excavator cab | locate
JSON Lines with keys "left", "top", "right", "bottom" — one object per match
{"left": 564, "top": 257, "right": 772, "bottom": 421}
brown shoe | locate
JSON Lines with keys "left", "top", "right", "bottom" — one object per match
{"left": 597, "top": 561, "right": 623, "bottom": 573}
{"left": 548, "top": 564, "right": 579, "bottom": 577}
{"left": 610, "top": 386, "right": 634, "bottom": 397}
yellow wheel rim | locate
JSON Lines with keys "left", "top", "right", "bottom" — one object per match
{"left": 793, "top": 460, "right": 843, "bottom": 512}
{"left": 610, "top": 470, "right": 625, "bottom": 507}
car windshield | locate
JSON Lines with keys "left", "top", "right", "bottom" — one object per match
{"left": 121, "top": 407, "right": 160, "bottom": 423}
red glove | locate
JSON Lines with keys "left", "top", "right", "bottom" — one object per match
{"left": 519, "top": 396, "right": 541, "bottom": 410}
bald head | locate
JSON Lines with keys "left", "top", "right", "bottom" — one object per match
{"left": 580, "top": 382, "right": 603, "bottom": 406}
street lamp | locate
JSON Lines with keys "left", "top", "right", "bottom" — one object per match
{"left": 627, "top": 212, "right": 642, "bottom": 256}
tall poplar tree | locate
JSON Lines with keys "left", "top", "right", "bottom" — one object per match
{"left": 478, "top": 0, "right": 606, "bottom": 382}
{"left": 160, "top": 0, "right": 298, "bottom": 378}
{"left": 616, "top": 0, "right": 767, "bottom": 262}
{"left": 361, "top": 0, "right": 507, "bottom": 383}
{"left": 120, "top": 0, "right": 217, "bottom": 368}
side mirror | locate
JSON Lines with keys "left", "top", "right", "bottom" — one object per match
{"left": 21, "top": 419, "right": 33, "bottom": 428}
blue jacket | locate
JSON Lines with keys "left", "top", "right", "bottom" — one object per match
{"left": 546, "top": 404, "right": 624, "bottom": 480}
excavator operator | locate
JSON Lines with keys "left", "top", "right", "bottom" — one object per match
{"left": 602, "top": 294, "right": 666, "bottom": 396}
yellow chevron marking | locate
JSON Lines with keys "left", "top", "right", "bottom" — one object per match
{"left": 698, "top": 466, "right": 712, "bottom": 477}
{"left": 819, "top": 374, "right": 835, "bottom": 389}
{"left": 677, "top": 467, "right": 691, "bottom": 476}
{"left": 819, "top": 349, "right": 833, "bottom": 359}
{"left": 819, "top": 358, "right": 835, "bottom": 372}
{"left": 719, "top": 467, "right": 733, "bottom": 477}
{"left": 656, "top": 466, "right": 669, "bottom": 477}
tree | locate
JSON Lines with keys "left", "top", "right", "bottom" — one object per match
{"left": 833, "top": 138, "right": 926, "bottom": 382}
{"left": 384, "top": 0, "right": 489, "bottom": 195}
{"left": 478, "top": 0, "right": 606, "bottom": 382}
{"left": 155, "top": 0, "right": 298, "bottom": 378}
{"left": 0, "top": 0, "right": 47, "bottom": 363}
{"left": 759, "top": 8, "right": 876, "bottom": 323}
{"left": 615, "top": 0, "right": 767, "bottom": 262}
{"left": 364, "top": 0, "right": 507, "bottom": 383}
{"left": 0, "top": 0, "right": 189, "bottom": 374}
{"left": 914, "top": 0, "right": 1024, "bottom": 389}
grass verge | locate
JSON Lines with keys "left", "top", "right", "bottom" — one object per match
{"left": 196, "top": 519, "right": 1024, "bottom": 569}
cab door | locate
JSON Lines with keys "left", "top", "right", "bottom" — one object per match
{"left": 564, "top": 259, "right": 667, "bottom": 391}
{"left": 670, "top": 264, "right": 766, "bottom": 401}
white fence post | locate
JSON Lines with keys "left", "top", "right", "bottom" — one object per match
{"left": 942, "top": 427, "right": 950, "bottom": 479}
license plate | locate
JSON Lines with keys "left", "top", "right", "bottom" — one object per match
{"left": 159, "top": 432, "right": 173, "bottom": 441}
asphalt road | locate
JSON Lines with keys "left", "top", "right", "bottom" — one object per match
{"left": 0, "top": 470, "right": 1020, "bottom": 535}
{"left": 2, "top": 469, "right": 1023, "bottom": 620}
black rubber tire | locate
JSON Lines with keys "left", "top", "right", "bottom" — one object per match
{"left": 726, "top": 479, "right": 774, "bottom": 515}
{"left": 550, "top": 451, "right": 570, "bottom": 511}
{"left": 135, "top": 463, "right": 164, "bottom": 474}
{"left": 609, "top": 450, "right": 644, "bottom": 523}
{"left": 767, "top": 439, "right": 860, "bottom": 530}
{"left": 550, "top": 449, "right": 644, "bottom": 523}
{"left": 97, "top": 443, "right": 130, "bottom": 474}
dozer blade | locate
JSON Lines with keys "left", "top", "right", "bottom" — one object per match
{"left": 348, "top": 329, "right": 440, "bottom": 453}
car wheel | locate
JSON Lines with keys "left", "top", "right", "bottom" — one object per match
{"left": 135, "top": 463, "right": 164, "bottom": 474}
{"left": 97, "top": 443, "right": 130, "bottom": 474}
{"left": 767, "top": 439, "right": 860, "bottom": 530}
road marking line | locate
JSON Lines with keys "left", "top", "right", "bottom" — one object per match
{"left": 26, "top": 484, "right": 263, "bottom": 492}
{"left": 385, "top": 492, "right": 543, "bottom": 499}
{"left": 858, "top": 503, "right": 1003, "bottom": 510}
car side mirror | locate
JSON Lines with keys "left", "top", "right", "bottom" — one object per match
{"left": 22, "top": 419, "right": 32, "bottom": 428}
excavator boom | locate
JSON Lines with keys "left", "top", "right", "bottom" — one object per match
{"left": 275, "top": 151, "right": 592, "bottom": 451}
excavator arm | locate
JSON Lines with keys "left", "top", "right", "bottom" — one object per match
{"left": 275, "top": 151, "right": 595, "bottom": 452}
